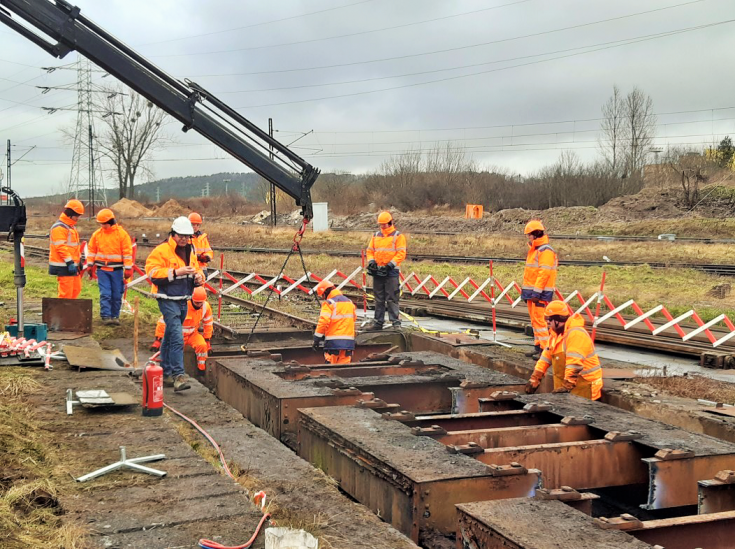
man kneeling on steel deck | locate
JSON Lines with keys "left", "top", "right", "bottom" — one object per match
{"left": 525, "top": 300, "right": 603, "bottom": 400}
{"left": 312, "top": 280, "right": 357, "bottom": 365}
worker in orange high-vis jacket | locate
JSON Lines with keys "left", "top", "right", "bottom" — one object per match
{"left": 86, "top": 209, "right": 133, "bottom": 325}
{"left": 49, "top": 199, "right": 84, "bottom": 299}
{"left": 145, "top": 216, "right": 204, "bottom": 392}
{"left": 312, "top": 280, "right": 357, "bottom": 365}
{"left": 521, "top": 220, "right": 558, "bottom": 359}
{"left": 188, "top": 212, "right": 213, "bottom": 277}
{"left": 151, "top": 287, "right": 213, "bottom": 371}
{"left": 365, "top": 211, "right": 407, "bottom": 330}
{"left": 525, "top": 301, "right": 603, "bottom": 400}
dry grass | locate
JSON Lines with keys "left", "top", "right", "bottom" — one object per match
{"left": 0, "top": 369, "right": 89, "bottom": 548}
{"left": 637, "top": 374, "right": 735, "bottom": 404}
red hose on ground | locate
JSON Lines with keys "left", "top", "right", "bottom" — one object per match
{"left": 163, "top": 403, "right": 273, "bottom": 549}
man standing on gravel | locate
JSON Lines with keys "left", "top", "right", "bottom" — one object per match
{"left": 145, "top": 216, "right": 204, "bottom": 392}
{"left": 521, "top": 220, "right": 558, "bottom": 359}
{"left": 365, "top": 211, "right": 407, "bottom": 330}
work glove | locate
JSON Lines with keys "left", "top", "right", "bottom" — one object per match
{"left": 366, "top": 260, "right": 378, "bottom": 276}
{"left": 87, "top": 265, "right": 97, "bottom": 279}
{"left": 206, "top": 339, "right": 211, "bottom": 352}
{"left": 312, "top": 337, "right": 323, "bottom": 352}
{"left": 124, "top": 268, "right": 133, "bottom": 280}
{"left": 197, "top": 254, "right": 211, "bottom": 264}
{"left": 66, "top": 262, "right": 78, "bottom": 276}
{"left": 150, "top": 338, "right": 161, "bottom": 352}
{"left": 376, "top": 265, "right": 389, "bottom": 277}
{"left": 552, "top": 379, "right": 575, "bottom": 394}
{"left": 525, "top": 371, "right": 544, "bottom": 394}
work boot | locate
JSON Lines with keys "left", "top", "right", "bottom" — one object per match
{"left": 363, "top": 321, "right": 383, "bottom": 331}
{"left": 173, "top": 374, "right": 191, "bottom": 392}
{"left": 163, "top": 375, "right": 174, "bottom": 387}
{"left": 110, "top": 318, "right": 121, "bottom": 326}
{"left": 525, "top": 345, "right": 542, "bottom": 359}
{"left": 101, "top": 317, "right": 114, "bottom": 326}
{"left": 391, "top": 321, "right": 402, "bottom": 330}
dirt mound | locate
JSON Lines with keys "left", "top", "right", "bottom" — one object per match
{"left": 109, "top": 198, "right": 154, "bottom": 218}
{"left": 598, "top": 186, "right": 687, "bottom": 222}
{"left": 154, "top": 199, "right": 187, "bottom": 218}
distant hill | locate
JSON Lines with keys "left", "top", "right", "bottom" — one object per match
{"left": 133, "top": 172, "right": 262, "bottom": 202}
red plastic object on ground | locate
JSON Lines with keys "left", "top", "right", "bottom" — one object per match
{"left": 142, "top": 360, "right": 163, "bottom": 417}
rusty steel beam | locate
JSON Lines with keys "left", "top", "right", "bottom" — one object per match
{"left": 643, "top": 452, "right": 735, "bottom": 509}
{"left": 406, "top": 409, "right": 559, "bottom": 431}
{"left": 625, "top": 511, "right": 735, "bottom": 549}
{"left": 437, "top": 423, "right": 595, "bottom": 449}
{"left": 476, "top": 439, "right": 649, "bottom": 489}
{"left": 451, "top": 386, "right": 526, "bottom": 414}
{"left": 298, "top": 406, "right": 541, "bottom": 544}
{"left": 699, "top": 470, "right": 735, "bottom": 514}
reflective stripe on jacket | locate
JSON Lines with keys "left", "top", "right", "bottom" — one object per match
{"left": 48, "top": 213, "right": 81, "bottom": 276}
{"left": 192, "top": 232, "right": 213, "bottom": 261}
{"left": 145, "top": 237, "right": 202, "bottom": 300}
{"left": 86, "top": 225, "right": 133, "bottom": 271}
{"left": 533, "top": 313, "right": 603, "bottom": 400}
{"left": 366, "top": 228, "right": 407, "bottom": 276}
{"left": 521, "top": 234, "right": 558, "bottom": 302}
{"left": 314, "top": 289, "right": 357, "bottom": 350}
{"left": 156, "top": 300, "right": 213, "bottom": 339}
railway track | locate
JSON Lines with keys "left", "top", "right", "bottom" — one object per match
{"left": 12, "top": 243, "right": 734, "bottom": 358}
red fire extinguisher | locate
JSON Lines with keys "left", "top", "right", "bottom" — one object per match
{"left": 142, "top": 357, "right": 163, "bottom": 417}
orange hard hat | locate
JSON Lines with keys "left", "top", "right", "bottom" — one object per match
{"left": 524, "top": 220, "right": 545, "bottom": 234}
{"left": 192, "top": 287, "right": 207, "bottom": 302}
{"left": 315, "top": 279, "right": 335, "bottom": 297}
{"left": 65, "top": 199, "right": 85, "bottom": 215}
{"left": 96, "top": 208, "right": 115, "bottom": 223}
{"left": 377, "top": 211, "right": 393, "bottom": 224}
{"left": 188, "top": 212, "right": 203, "bottom": 224}
{"left": 544, "top": 300, "right": 571, "bottom": 318}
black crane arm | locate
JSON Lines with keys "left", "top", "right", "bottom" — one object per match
{"left": 0, "top": 0, "right": 320, "bottom": 219}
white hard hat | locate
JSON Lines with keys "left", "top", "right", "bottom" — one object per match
{"left": 171, "top": 216, "right": 194, "bottom": 236}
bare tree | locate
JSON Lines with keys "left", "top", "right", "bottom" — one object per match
{"left": 93, "top": 84, "right": 168, "bottom": 199}
{"left": 664, "top": 146, "right": 715, "bottom": 209}
{"left": 623, "top": 87, "right": 656, "bottom": 179}
{"left": 599, "top": 85, "right": 625, "bottom": 176}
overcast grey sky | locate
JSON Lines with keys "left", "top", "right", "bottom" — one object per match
{"left": 1, "top": 0, "right": 734, "bottom": 197}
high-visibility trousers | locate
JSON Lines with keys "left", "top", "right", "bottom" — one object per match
{"left": 57, "top": 275, "right": 82, "bottom": 299}
{"left": 527, "top": 300, "right": 549, "bottom": 348}
{"left": 324, "top": 350, "right": 352, "bottom": 365}
{"left": 186, "top": 332, "right": 208, "bottom": 371}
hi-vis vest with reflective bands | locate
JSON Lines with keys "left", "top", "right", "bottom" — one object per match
{"left": 145, "top": 238, "right": 202, "bottom": 300}
{"left": 86, "top": 225, "right": 133, "bottom": 271}
{"left": 533, "top": 313, "right": 603, "bottom": 400}
{"left": 192, "top": 232, "right": 213, "bottom": 261}
{"left": 48, "top": 213, "right": 81, "bottom": 276}
{"left": 521, "top": 234, "right": 557, "bottom": 302}
{"left": 366, "top": 228, "right": 407, "bottom": 276}
{"left": 156, "top": 300, "right": 213, "bottom": 340}
{"left": 314, "top": 289, "right": 357, "bottom": 351}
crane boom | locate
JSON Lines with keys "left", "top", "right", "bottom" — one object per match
{"left": 0, "top": 0, "right": 320, "bottom": 218}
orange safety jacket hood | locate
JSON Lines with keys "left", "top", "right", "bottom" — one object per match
{"left": 366, "top": 227, "right": 407, "bottom": 276}
{"left": 86, "top": 224, "right": 133, "bottom": 271}
{"left": 145, "top": 237, "right": 202, "bottom": 300}
{"left": 48, "top": 212, "right": 81, "bottom": 276}
{"left": 314, "top": 289, "right": 357, "bottom": 350}
{"left": 533, "top": 313, "right": 603, "bottom": 399}
{"left": 521, "top": 234, "right": 558, "bottom": 302}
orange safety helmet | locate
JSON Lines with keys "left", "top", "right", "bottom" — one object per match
{"left": 377, "top": 211, "right": 393, "bottom": 224}
{"left": 65, "top": 199, "right": 85, "bottom": 216}
{"left": 524, "top": 219, "right": 545, "bottom": 234}
{"left": 188, "top": 212, "right": 203, "bottom": 224}
{"left": 544, "top": 300, "right": 571, "bottom": 318}
{"left": 96, "top": 208, "right": 115, "bottom": 223}
{"left": 314, "top": 279, "right": 335, "bottom": 297}
{"left": 192, "top": 287, "right": 208, "bottom": 302}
